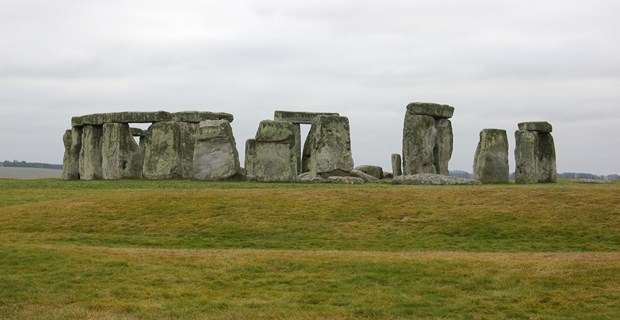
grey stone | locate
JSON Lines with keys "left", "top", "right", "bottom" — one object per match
{"left": 303, "top": 115, "right": 354, "bottom": 177}
{"left": 297, "top": 172, "right": 327, "bottom": 183}
{"left": 518, "top": 121, "right": 553, "bottom": 133}
{"left": 130, "top": 128, "right": 146, "bottom": 137}
{"left": 142, "top": 121, "right": 198, "bottom": 179}
{"left": 244, "top": 138, "right": 298, "bottom": 182}
{"left": 71, "top": 111, "right": 233, "bottom": 127}
{"left": 255, "top": 120, "right": 295, "bottom": 143}
{"left": 402, "top": 113, "right": 437, "bottom": 175}
{"left": 434, "top": 119, "right": 453, "bottom": 176}
{"left": 514, "top": 130, "right": 539, "bottom": 183}
{"left": 391, "top": 174, "right": 481, "bottom": 185}
{"left": 473, "top": 129, "right": 509, "bottom": 184}
{"left": 78, "top": 125, "right": 103, "bottom": 180}
{"left": 384, "top": 172, "right": 394, "bottom": 179}
{"left": 538, "top": 133, "right": 557, "bottom": 183}
{"left": 355, "top": 165, "right": 383, "bottom": 179}
{"left": 193, "top": 120, "right": 241, "bottom": 181}
{"left": 391, "top": 154, "right": 402, "bottom": 177}
{"left": 102, "top": 123, "right": 144, "bottom": 179}
{"left": 406, "top": 102, "right": 454, "bottom": 119}
{"left": 62, "top": 127, "right": 81, "bottom": 180}
{"left": 327, "top": 176, "right": 365, "bottom": 184}
{"left": 274, "top": 111, "right": 340, "bottom": 124}
{"left": 350, "top": 169, "right": 380, "bottom": 183}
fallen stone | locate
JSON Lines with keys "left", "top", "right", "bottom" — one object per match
{"left": 303, "top": 115, "right": 354, "bottom": 177}
{"left": 402, "top": 114, "right": 437, "bottom": 175}
{"left": 518, "top": 121, "right": 553, "bottom": 133}
{"left": 384, "top": 172, "right": 394, "bottom": 179}
{"left": 406, "top": 102, "right": 454, "bottom": 119}
{"left": 355, "top": 165, "right": 383, "bottom": 179}
{"left": 327, "top": 176, "right": 365, "bottom": 184}
{"left": 473, "top": 129, "right": 509, "bottom": 184}
{"left": 79, "top": 125, "right": 103, "bottom": 180}
{"left": 193, "top": 120, "right": 241, "bottom": 181}
{"left": 391, "top": 174, "right": 481, "bottom": 185}
{"left": 102, "top": 123, "right": 144, "bottom": 179}
{"left": 297, "top": 172, "right": 327, "bottom": 183}
{"left": 350, "top": 169, "right": 380, "bottom": 183}
{"left": 61, "top": 127, "right": 81, "bottom": 180}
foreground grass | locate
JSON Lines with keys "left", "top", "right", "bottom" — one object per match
{"left": 0, "top": 179, "right": 619, "bottom": 319}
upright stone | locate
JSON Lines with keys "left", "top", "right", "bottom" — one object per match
{"left": 434, "top": 119, "right": 453, "bottom": 176}
{"left": 473, "top": 129, "right": 509, "bottom": 183}
{"left": 79, "top": 125, "right": 103, "bottom": 180}
{"left": 193, "top": 120, "right": 241, "bottom": 181}
{"left": 303, "top": 115, "right": 354, "bottom": 177}
{"left": 402, "top": 113, "right": 437, "bottom": 175}
{"left": 514, "top": 130, "right": 539, "bottom": 183}
{"left": 62, "top": 127, "right": 82, "bottom": 180}
{"left": 102, "top": 123, "right": 143, "bottom": 179}
{"left": 538, "top": 133, "right": 557, "bottom": 183}
{"left": 143, "top": 121, "right": 197, "bottom": 179}
{"left": 391, "top": 153, "right": 402, "bottom": 177}
{"left": 245, "top": 120, "right": 298, "bottom": 182}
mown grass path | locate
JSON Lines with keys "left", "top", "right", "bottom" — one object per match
{"left": 1, "top": 179, "right": 618, "bottom": 319}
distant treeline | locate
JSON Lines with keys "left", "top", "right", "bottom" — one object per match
{"left": 1, "top": 160, "right": 63, "bottom": 170}
{"left": 450, "top": 170, "right": 619, "bottom": 181}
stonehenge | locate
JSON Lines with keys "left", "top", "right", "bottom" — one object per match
{"left": 62, "top": 106, "right": 558, "bottom": 184}
{"left": 514, "top": 122, "right": 557, "bottom": 183}
{"left": 473, "top": 129, "right": 509, "bottom": 184}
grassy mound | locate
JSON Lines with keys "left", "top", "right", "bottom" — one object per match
{"left": 1, "top": 179, "right": 619, "bottom": 319}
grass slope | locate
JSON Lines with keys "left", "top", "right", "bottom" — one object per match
{"left": 1, "top": 179, "right": 619, "bottom": 319}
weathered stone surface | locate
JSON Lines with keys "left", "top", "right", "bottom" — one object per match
{"left": 514, "top": 130, "right": 539, "bottom": 184}
{"left": 297, "top": 172, "right": 327, "bottom": 183}
{"left": 350, "top": 169, "right": 380, "bottom": 183}
{"left": 142, "top": 121, "right": 198, "bottom": 179}
{"left": 391, "top": 154, "right": 402, "bottom": 177}
{"left": 72, "top": 111, "right": 233, "bottom": 127}
{"left": 245, "top": 139, "right": 298, "bottom": 182}
{"left": 473, "top": 129, "right": 509, "bottom": 184}
{"left": 518, "top": 121, "right": 552, "bottom": 133}
{"left": 402, "top": 114, "right": 437, "bottom": 175}
{"left": 62, "top": 127, "right": 82, "bottom": 180}
{"left": 327, "top": 176, "right": 364, "bottom": 184}
{"left": 354, "top": 165, "right": 383, "bottom": 180}
{"left": 303, "top": 115, "right": 354, "bottom": 177}
{"left": 79, "top": 125, "right": 103, "bottom": 180}
{"left": 193, "top": 120, "right": 240, "bottom": 181}
{"left": 102, "top": 123, "right": 143, "bottom": 179}
{"left": 255, "top": 120, "right": 295, "bottom": 143}
{"left": 391, "top": 174, "right": 481, "bottom": 185}
{"left": 130, "top": 128, "right": 146, "bottom": 137}
{"left": 406, "top": 102, "right": 454, "bottom": 119}
{"left": 434, "top": 119, "right": 453, "bottom": 176}
{"left": 538, "top": 133, "right": 557, "bottom": 183}
{"left": 384, "top": 172, "right": 394, "bottom": 179}
{"left": 274, "top": 111, "right": 339, "bottom": 124}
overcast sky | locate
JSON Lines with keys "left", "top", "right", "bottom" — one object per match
{"left": 1, "top": 0, "right": 618, "bottom": 175}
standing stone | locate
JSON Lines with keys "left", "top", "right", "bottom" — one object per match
{"left": 193, "top": 120, "right": 240, "bottom": 181}
{"left": 473, "top": 129, "right": 509, "bottom": 183}
{"left": 245, "top": 120, "right": 298, "bottom": 182}
{"left": 515, "top": 121, "right": 557, "bottom": 184}
{"left": 434, "top": 119, "right": 453, "bottom": 176}
{"left": 303, "top": 115, "right": 354, "bottom": 178}
{"left": 79, "top": 125, "right": 103, "bottom": 180}
{"left": 62, "top": 127, "right": 82, "bottom": 180}
{"left": 102, "top": 123, "right": 143, "bottom": 179}
{"left": 143, "top": 121, "right": 198, "bottom": 179}
{"left": 514, "top": 130, "right": 539, "bottom": 183}
{"left": 391, "top": 153, "right": 402, "bottom": 177}
{"left": 402, "top": 113, "right": 437, "bottom": 175}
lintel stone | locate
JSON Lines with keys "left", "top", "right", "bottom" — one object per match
{"left": 274, "top": 111, "right": 340, "bottom": 124}
{"left": 518, "top": 121, "right": 553, "bottom": 133}
{"left": 72, "top": 111, "right": 233, "bottom": 127}
{"left": 406, "top": 102, "right": 454, "bottom": 119}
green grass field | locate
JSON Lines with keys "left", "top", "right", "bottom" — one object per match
{"left": 1, "top": 179, "right": 618, "bottom": 319}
